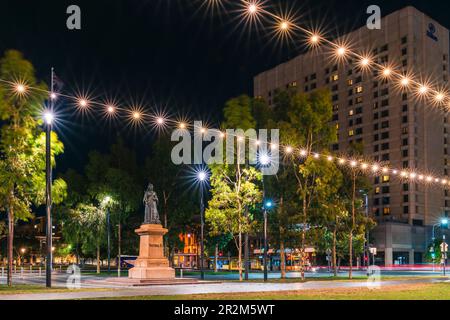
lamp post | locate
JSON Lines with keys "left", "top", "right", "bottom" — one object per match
{"left": 102, "top": 196, "right": 112, "bottom": 275}
{"left": 197, "top": 171, "right": 208, "bottom": 280}
{"left": 432, "top": 217, "right": 448, "bottom": 275}
{"left": 44, "top": 70, "right": 55, "bottom": 288}
{"left": 258, "top": 152, "right": 272, "bottom": 282}
{"left": 263, "top": 200, "right": 272, "bottom": 282}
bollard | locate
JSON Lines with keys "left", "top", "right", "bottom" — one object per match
{"left": 20, "top": 267, "right": 24, "bottom": 279}
{"left": 39, "top": 267, "right": 42, "bottom": 277}
{"left": 14, "top": 265, "right": 17, "bottom": 274}
{"left": 30, "top": 265, "right": 32, "bottom": 275}
{"left": 180, "top": 268, "right": 183, "bottom": 279}
{"left": 60, "top": 265, "right": 62, "bottom": 273}
{"left": 1, "top": 267, "right": 4, "bottom": 278}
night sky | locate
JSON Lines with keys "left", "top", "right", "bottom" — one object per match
{"left": 1, "top": 0, "right": 450, "bottom": 172}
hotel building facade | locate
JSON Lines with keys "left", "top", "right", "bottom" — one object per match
{"left": 254, "top": 7, "right": 450, "bottom": 265}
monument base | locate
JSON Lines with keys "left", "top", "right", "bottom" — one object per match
{"left": 128, "top": 223, "right": 175, "bottom": 280}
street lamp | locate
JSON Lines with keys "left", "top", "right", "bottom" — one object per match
{"left": 45, "top": 107, "right": 54, "bottom": 288}
{"left": 102, "top": 195, "right": 112, "bottom": 275}
{"left": 432, "top": 217, "right": 449, "bottom": 275}
{"left": 263, "top": 200, "right": 273, "bottom": 282}
{"left": 196, "top": 170, "right": 208, "bottom": 280}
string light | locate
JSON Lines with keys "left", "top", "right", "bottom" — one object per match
{"left": 106, "top": 105, "right": 115, "bottom": 114}
{"left": 400, "top": 77, "right": 410, "bottom": 87}
{"left": 247, "top": 2, "right": 258, "bottom": 15}
{"left": 382, "top": 67, "right": 392, "bottom": 77}
{"left": 418, "top": 85, "right": 429, "bottom": 95}
{"left": 310, "top": 34, "right": 320, "bottom": 45}
{"left": 78, "top": 98, "right": 88, "bottom": 108}
{"left": 359, "top": 57, "right": 371, "bottom": 68}
{"left": 336, "top": 46, "right": 346, "bottom": 57}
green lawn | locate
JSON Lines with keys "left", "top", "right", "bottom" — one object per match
{"left": 0, "top": 284, "right": 107, "bottom": 295}
{"left": 98, "top": 283, "right": 450, "bottom": 300}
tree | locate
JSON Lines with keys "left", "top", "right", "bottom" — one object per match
{"left": 59, "top": 139, "right": 141, "bottom": 273}
{"left": 206, "top": 95, "right": 263, "bottom": 281}
{"left": 340, "top": 142, "right": 372, "bottom": 279}
{"left": 0, "top": 50, "right": 66, "bottom": 286}
{"left": 268, "top": 88, "right": 337, "bottom": 280}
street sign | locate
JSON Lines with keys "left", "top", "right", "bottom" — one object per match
{"left": 440, "top": 242, "right": 448, "bottom": 253}
{"left": 369, "top": 247, "right": 377, "bottom": 255}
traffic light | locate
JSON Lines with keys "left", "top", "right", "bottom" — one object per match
{"left": 442, "top": 218, "right": 449, "bottom": 229}
{"left": 431, "top": 253, "right": 436, "bottom": 259}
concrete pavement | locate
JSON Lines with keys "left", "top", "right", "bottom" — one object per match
{"left": 0, "top": 275, "right": 448, "bottom": 300}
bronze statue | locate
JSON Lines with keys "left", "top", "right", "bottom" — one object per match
{"left": 143, "top": 183, "right": 161, "bottom": 225}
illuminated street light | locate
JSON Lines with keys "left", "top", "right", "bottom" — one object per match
{"left": 259, "top": 153, "right": 271, "bottom": 166}
{"left": 43, "top": 111, "right": 54, "bottom": 125}
{"left": 196, "top": 170, "right": 209, "bottom": 280}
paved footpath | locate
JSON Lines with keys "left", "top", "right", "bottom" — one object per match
{"left": 0, "top": 278, "right": 447, "bottom": 300}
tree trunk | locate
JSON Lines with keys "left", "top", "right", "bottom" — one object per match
{"left": 7, "top": 205, "right": 14, "bottom": 287}
{"left": 244, "top": 231, "right": 249, "bottom": 280}
{"left": 280, "top": 240, "right": 286, "bottom": 279}
{"left": 332, "top": 227, "right": 337, "bottom": 277}
{"left": 300, "top": 197, "right": 307, "bottom": 280}
{"left": 349, "top": 172, "right": 356, "bottom": 279}
{"left": 118, "top": 222, "right": 121, "bottom": 277}
{"left": 214, "top": 243, "right": 218, "bottom": 273}
{"left": 96, "top": 243, "right": 100, "bottom": 274}
{"left": 238, "top": 229, "right": 242, "bottom": 281}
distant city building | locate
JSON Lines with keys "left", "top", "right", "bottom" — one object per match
{"left": 254, "top": 6, "right": 450, "bottom": 265}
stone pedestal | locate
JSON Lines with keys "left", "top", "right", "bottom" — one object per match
{"left": 128, "top": 224, "right": 175, "bottom": 280}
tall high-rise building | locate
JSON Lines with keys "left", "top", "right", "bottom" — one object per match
{"left": 254, "top": 6, "right": 450, "bottom": 265}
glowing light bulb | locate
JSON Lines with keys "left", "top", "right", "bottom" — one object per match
{"left": 133, "top": 111, "right": 141, "bottom": 119}
{"left": 372, "top": 165, "right": 379, "bottom": 172}
{"left": 361, "top": 163, "right": 368, "bottom": 170}
{"left": 107, "top": 105, "right": 115, "bottom": 114}
{"left": 338, "top": 159, "right": 345, "bottom": 165}
{"left": 156, "top": 117, "right": 165, "bottom": 125}
{"left": 410, "top": 173, "right": 417, "bottom": 179}
{"left": 79, "top": 99, "right": 88, "bottom": 108}
{"left": 382, "top": 168, "right": 389, "bottom": 174}
{"left": 300, "top": 149, "right": 307, "bottom": 157}
{"left": 179, "top": 122, "right": 186, "bottom": 129}
{"left": 436, "top": 93, "right": 445, "bottom": 102}
{"left": 50, "top": 92, "right": 57, "bottom": 100}
{"left": 360, "top": 57, "right": 370, "bottom": 67}
{"left": 270, "top": 144, "right": 278, "bottom": 151}
{"left": 313, "top": 153, "right": 320, "bottom": 159}
{"left": 279, "top": 21, "right": 289, "bottom": 31}
{"left": 200, "top": 127, "right": 207, "bottom": 134}
{"left": 400, "top": 77, "right": 410, "bottom": 87}
{"left": 248, "top": 3, "right": 258, "bottom": 14}
{"left": 285, "top": 146, "right": 293, "bottom": 154}
{"left": 337, "top": 47, "right": 346, "bottom": 56}
{"left": 382, "top": 68, "right": 392, "bottom": 77}
{"left": 259, "top": 153, "right": 271, "bottom": 166}
{"left": 43, "top": 111, "right": 54, "bottom": 125}
{"left": 350, "top": 161, "right": 357, "bottom": 167}
{"left": 327, "top": 156, "right": 333, "bottom": 161}
{"left": 220, "top": 132, "right": 226, "bottom": 138}
{"left": 310, "top": 34, "right": 320, "bottom": 45}
{"left": 15, "top": 83, "right": 26, "bottom": 94}
{"left": 418, "top": 85, "right": 429, "bottom": 95}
